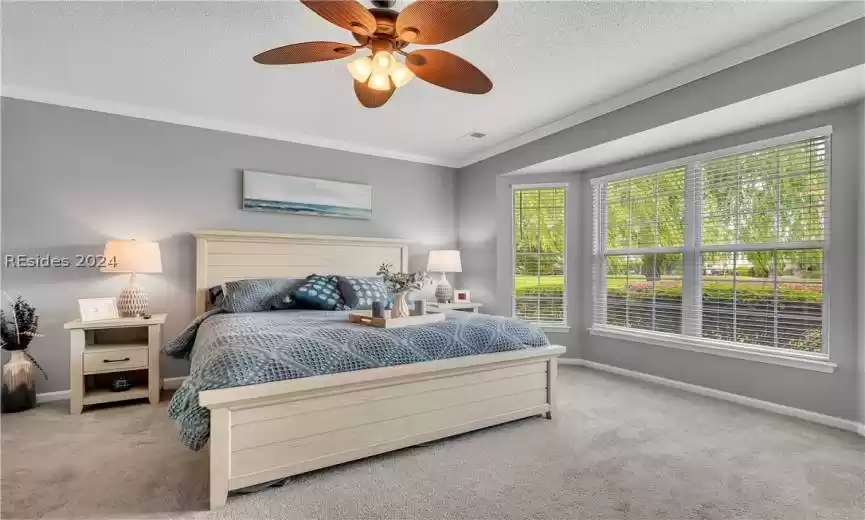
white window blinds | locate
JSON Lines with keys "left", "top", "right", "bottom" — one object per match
{"left": 513, "top": 186, "right": 567, "bottom": 325}
{"left": 592, "top": 131, "right": 828, "bottom": 354}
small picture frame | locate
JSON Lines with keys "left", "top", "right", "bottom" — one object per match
{"left": 454, "top": 290, "right": 471, "bottom": 303}
{"left": 78, "top": 297, "right": 119, "bottom": 322}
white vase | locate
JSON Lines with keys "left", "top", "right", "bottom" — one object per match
{"left": 391, "top": 291, "right": 410, "bottom": 319}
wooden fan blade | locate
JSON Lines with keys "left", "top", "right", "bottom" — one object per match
{"left": 253, "top": 41, "right": 355, "bottom": 65}
{"left": 300, "top": 0, "right": 377, "bottom": 36}
{"left": 406, "top": 49, "right": 492, "bottom": 94}
{"left": 396, "top": 0, "right": 498, "bottom": 44}
{"left": 354, "top": 80, "right": 395, "bottom": 108}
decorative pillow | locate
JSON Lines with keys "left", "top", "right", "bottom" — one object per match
{"left": 206, "top": 285, "right": 224, "bottom": 310}
{"left": 337, "top": 276, "right": 391, "bottom": 310}
{"left": 220, "top": 278, "right": 302, "bottom": 313}
{"left": 291, "top": 275, "right": 345, "bottom": 311}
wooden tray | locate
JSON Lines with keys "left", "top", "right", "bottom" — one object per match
{"left": 348, "top": 311, "right": 445, "bottom": 329}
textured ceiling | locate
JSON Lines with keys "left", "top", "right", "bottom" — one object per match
{"left": 1, "top": 1, "right": 845, "bottom": 166}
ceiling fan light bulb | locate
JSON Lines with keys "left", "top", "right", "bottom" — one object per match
{"left": 390, "top": 64, "right": 414, "bottom": 88}
{"left": 372, "top": 51, "right": 393, "bottom": 72}
{"left": 347, "top": 57, "right": 373, "bottom": 83}
{"left": 367, "top": 71, "right": 391, "bottom": 92}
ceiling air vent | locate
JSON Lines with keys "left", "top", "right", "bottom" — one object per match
{"left": 459, "top": 132, "right": 487, "bottom": 141}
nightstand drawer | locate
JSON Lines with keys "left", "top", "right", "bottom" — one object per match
{"left": 82, "top": 346, "right": 148, "bottom": 374}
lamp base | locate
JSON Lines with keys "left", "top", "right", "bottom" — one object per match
{"left": 118, "top": 282, "right": 148, "bottom": 318}
{"left": 434, "top": 274, "right": 453, "bottom": 304}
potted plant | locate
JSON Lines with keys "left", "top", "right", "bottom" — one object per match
{"left": 377, "top": 263, "right": 426, "bottom": 319}
{"left": 1, "top": 295, "right": 47, "bottom": 413}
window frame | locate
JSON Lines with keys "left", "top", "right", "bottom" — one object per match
{"left": 511, "top": 182, "right": 569, "bottom": 330}
{"left": 590, "top": 127, "right": 834, "bottom": 372}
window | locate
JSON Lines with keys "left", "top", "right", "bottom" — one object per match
{"left": 513, "top": 185, "right": 567, "bottom": 325}
{"left": 592, "top": 130, "right": 828, "bottom": 355}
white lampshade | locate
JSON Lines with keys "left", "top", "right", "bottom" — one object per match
{"left": 427, "top": 250, "right": 462, "bottom": 273}
{"left": 101, "top": 240, "right": 163, "bottom": 274}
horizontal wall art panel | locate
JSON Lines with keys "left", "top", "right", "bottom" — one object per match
{"left": 243, "top": 170, "right": 372, "bottom": 219}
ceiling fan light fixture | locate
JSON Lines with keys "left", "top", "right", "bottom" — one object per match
{"left": 255, "top": 0, "right": 499, "bottom": 108}
{"left": 389, "top": 62, "right": 414, "bottom": 88}
{"left": 347, "top": 56, "right": 373, "bottom": 82}
{"left": 372, "top": 51, "right": 394, "bottom": 72}
{"left": 367, "top": 71, "right": 392, "bottom": 92}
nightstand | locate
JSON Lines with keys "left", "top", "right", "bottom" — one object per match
{"left": 426, "top": 302, "right": 483, "bottom": 313}
{"left": 63, "top": 313, "right": 166, "bottom": 414}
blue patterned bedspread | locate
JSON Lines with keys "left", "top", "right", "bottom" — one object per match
{"left": 164, "top": 310, "right": 549, "bottom": 450}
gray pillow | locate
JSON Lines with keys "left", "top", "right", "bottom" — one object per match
{"left": 337, "top": 276, "right": 391, "bottom": 310}
{"left": 220, "top": 278, "right": 303, "bottom": 313}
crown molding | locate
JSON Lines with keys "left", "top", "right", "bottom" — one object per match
{"left": 1, "top": 85, "right": 459, "bottom": 168}
{"left": 453, "top": 2, "right": 865, "bottom": 168}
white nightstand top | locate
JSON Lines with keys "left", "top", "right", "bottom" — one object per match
{"left": 426, "top": 302, "right": 482, "bottom": 311}
{"left": 64, "top": 313, "right": 167, "bottom": 330}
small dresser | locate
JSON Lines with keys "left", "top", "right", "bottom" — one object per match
{"left": 63, "top": 314, "right": 166, "bottom": 414}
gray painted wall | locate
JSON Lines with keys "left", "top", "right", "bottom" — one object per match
{"left": 1, "top": 99, "right": 458, "bottom": 393}
{"left": 859, "top": 102, "right": 865, "bottom": 427}
{"left": 459, "top": 102, "right": 863, "bottom": 423}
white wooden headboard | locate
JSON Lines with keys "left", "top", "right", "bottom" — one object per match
{"left": 194, "top": 229, "right": 408, "bottom": 315}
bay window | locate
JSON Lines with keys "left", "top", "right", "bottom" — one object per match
{"left": 513, "top": 185, "right": 567, "bottom": 326}
{"left": 592, "top": 130, "right": 829, "bottom": 356}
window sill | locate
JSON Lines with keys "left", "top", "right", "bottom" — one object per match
{"left": 589, "top": 325, "right": 836, "bottom": 373}
{"left": 537, "top": 324, "right": 571, "bottom": 334}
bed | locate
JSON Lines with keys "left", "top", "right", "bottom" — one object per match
{"left": 180, "top": 230, "right": 565, "bottom": 509}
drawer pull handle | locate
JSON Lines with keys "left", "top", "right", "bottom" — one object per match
{"left": 103, "top": 357, "right": 131, "bottom": 363}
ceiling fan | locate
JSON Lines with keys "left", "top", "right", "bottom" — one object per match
{"left": 253, "top": 0, "right": 498, "bottom": 108}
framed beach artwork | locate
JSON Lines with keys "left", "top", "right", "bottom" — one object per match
{"left": 242, "top": 170, "right": 372, "bottom": 219}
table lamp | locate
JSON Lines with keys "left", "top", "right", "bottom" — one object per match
{"left": 101, "top": 239, "right": 163, "bottom": 317}
{"left": 427, "top": 250, "right": 462, "bottom": 304}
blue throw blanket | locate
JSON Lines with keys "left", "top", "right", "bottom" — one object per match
{"left": 164, "top": 310, "right": 550, "bottom": 450}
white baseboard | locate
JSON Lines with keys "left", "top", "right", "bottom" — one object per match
{"left": 36, "top": 376, "right": 187, "bottom": 403}
{"left": 35, "top": 389, "right": 70, "bottom": 403}
{"left": 163, "top": 376, "right": 186, "bottom": 390}
{"left": 559, "top": 358, "right": 865, "bottom": 437}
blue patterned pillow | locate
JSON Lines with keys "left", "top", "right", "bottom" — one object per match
{"left": 337, "top": 276, "right": 391, "bottom": 310}
{"left": 220, "top": 278, "right": 302, "bottom": 313}
{"left": 292, "top": 275, "right": 345, "bottom": 310}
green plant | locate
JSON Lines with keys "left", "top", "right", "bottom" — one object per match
{"left": 0, "top": 294, "right": 47, "bottom": 379}
{"left": 605, "top": 281, "right": 822, "bottom": 303}
{"left": 376, "top": 263, "right": 425, "bottom": 294}
{"left": 788, "top": 328, "right": 822, "bottom": 352}
{"left": 1, "top": 295, "right": 40, "bottom": 351}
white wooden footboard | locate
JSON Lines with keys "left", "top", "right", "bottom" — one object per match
{"left": 200, "top": 345, "right": 565, "bottom": 509}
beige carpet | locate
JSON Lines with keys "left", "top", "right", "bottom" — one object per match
{"left": 2, "top": 366, "right": 863, "bottom": 520}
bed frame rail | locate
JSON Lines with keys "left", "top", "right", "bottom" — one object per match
{"left": 202, "top": 345, "right": 565, "bottom": 509}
